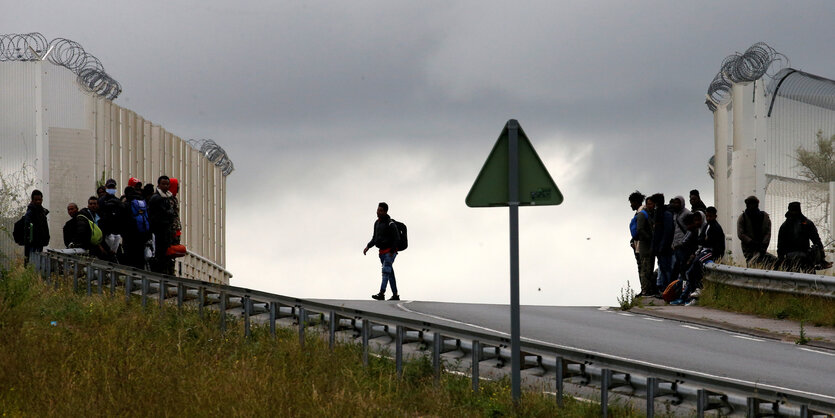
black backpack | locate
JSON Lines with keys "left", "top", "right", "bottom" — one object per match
{"left": 390, "top": 219, "right": 408, "bottom": 251}
{"left": 13, "top": 216, "right": 26, "bottom": 245}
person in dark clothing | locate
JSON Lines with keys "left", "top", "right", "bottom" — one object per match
{"left": 650, "top": 193, "right": 674, "bottom": 292}
{"left": 98, "top": 178, "right": 126, "bottom": 262}
{"left": 22, "top": 189, "right": 50, "bottom": 265}
{"left": 777, "top": 202, "right": 830, "bottom": 273}
{"left": 363, "top": 202, "right": 400, "bottom": 301}
{"left": 689, "top": 189, "right": 707, "bottom": 213}
{"left": 737, "top": 195, "right": 773, "bottom": 266}
{"left": 63, "top": 203, "right": 89, "bottom": 248}
{"left": 142, "top": 184, "right": 155, "bottom": 202}
{"left": 148, "top": 176, "right": 175, "bottom": 275}
{"left": 672, "top": 206, "right": 725, "bottom": 306}
{"left": 122, "top": 186, "right": 152, "bottom": 270}
{"left": 96, "top": 186, "right": 107, "bottom": 199}
{"left": 628, "top": 191, "right": 653, "bottom": 296}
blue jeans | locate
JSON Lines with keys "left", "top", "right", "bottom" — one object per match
{"left": 656, "top": 254, "right": 673, "bottom": 290}
{"left": 379, "top": 252, "right": 397, "bottom": 295}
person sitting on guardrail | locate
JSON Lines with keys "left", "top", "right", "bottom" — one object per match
{"left": 62, "top": 203, "right": 85, "bottom": 249}
{"left": 776, "top": 202, "right": 831, "bottom": 273}
{"left": 737, "top": 196, "right": 774, "bottom": 267}
{"left": 671, "top": 206, "right": 725, "bottom": 306}
{"left": 363, "top": 202, "right": 401, "bottom": 301}
{"left": 670, "top": 196, "right": 692, "bottom": 285}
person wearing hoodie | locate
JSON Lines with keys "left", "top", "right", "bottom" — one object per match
{"left": 122, "top": 186, "right": 152, "bottom": 270}
{"left": 737, "top": 196, "right": 773, "bottom": 266}
{"left": 777, "top": 201, "right": 830, "bottom": 272}
{"left": 148, "top": 175, "right": 175, "bottom": 275}
{"left": 669, "top": 196, "right": 692, "bottom": 283}
{"left": 97, "top": 178, "right": 127, "bottom": 262}
{"left": 650, "top": 193, "right": 675, "bottom": 292}
{"left": 22, "top": 189, "right": 50, "bottom": 265}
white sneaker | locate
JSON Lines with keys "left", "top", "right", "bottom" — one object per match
{"left": 690, "top": 288, "right": 702, "bottom": 298}
{"left": 685, "top": 299, "right": 698, "bottom": 306}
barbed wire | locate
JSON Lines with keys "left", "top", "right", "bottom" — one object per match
{"left": 705, "top": 42, "right": 788, "bottom": 111}
{"left": 0, "top": 32, "right": 121, "bottom": 100}
{"left": 187, "top": 139, "right": 235, "bottom": 176}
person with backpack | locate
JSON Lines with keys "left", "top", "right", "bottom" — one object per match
{"left": 122, "top": 186, "right": 152, "bottom": 270}
{"left": 97, "top": 178, "right": 127, "bottom": 262}
{"left": 63, "top": 202, "right": 104, "bottom": 255}
{"left": 16, "top": 189, "right": 50, "bottom": 265}
{"left": 148, "top": 175, "right": 176, "bottom": 275}
{"left": 363, "top": 202, "right": 402, "bottom": 301}
{"left": 628, "top": 191, "right": 653, "bottom": 297}
{"left": 650, "top": 193, "right": 675, "bottom": 292}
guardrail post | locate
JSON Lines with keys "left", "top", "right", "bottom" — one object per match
{"left": 601, "top": 368, "right": 611, "bottom": 418}
{"left": 472, "top": 340, "right": 480, "bottom": 393}
{"left": 109, "top": 270, "right": 117, "bottom": 295}
{"left": 799, "top": 405, "right": 808, "bottom": 418}
{"left": 269, "top": 302, "right": 277, "bottom": 338}
{"left": 86, "top": 266, "right": 93, "bottom": 296}
{"left": 159, "top": 279, "right": 166, "bottom": 308}
{"left": 45, "top": 254, "right": 52, "bottom": 282}
{"left": 395, "top": 325, "right": 404, "bottom": 379}
{"left": 433, "top": 332, "right": 441, "bottom": 383}
{"left": 177, "top": 284, "right": 184, "bottom": 309}
{"left": 97, "top": 268, "right": 103, "bottom": 294}
{"left": 646, "top": 377, "right": 656, "bottom": 417}
{"left": 198, "top": 287, "right": 205, "bottom": 318}
{"left": 141, "top": 276, "right": 149, "bottom": 308}
{"left": 746, "top": 397, "right": 758, "bottom": 418}
{"left": 219, "top": 291, "right": 227, "bottom": 333}
{"left": 555, "top": 356, "right": 564, "bottom": 407}
{"left": 63, "top": 259, "right": 69, "bottom": 284}
{"left": 244, "top": 295, "right": 251, "bottom": 338}
{"left": 298, "top": 307, "right": 306, "bottom": 348}
{"left": 697, "top": 389, "right": 706, "bottom": 417}
{"left": 362, "top": 319, "right": 370, "bottom": 367}
{"left": 72, "top": 261, "right": 79, "bottom": 292}
{"left": 328, "top": 311, "right": 336, "bottom": 350}
{"left": 125, "top": 274, "right": 133, "bottom": 303}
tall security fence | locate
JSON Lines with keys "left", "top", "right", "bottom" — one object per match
{"left": 0, "top": 33, "right": 232, "bottom": 283}
{"left": 706, "top": 43, "right": 835, "bottom": 262}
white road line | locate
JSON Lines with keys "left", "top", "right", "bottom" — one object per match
{"left": 798, "top": 347, "right": 835, "bottom": 357}
{"left": 617, "top": 313, "right": 635, "bottom": 317}
{"left": 597, "top": 306, "right": 609, "bottom": 311}
{"left": 393, "top": 301, "right": 835, "bottom": 402}
{"left": 643, "top": 317, "right": 664, "bottom": 322}
{"left": 681, "top": 325, "right": 705, "bottom": 331}
{"left": 731, "top": 335, "right": 764, "bottom": 342}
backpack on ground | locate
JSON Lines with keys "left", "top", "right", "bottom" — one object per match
{"left": 13, "top": 216, "right": 26, "bottom": 245}
{"left": 662, "top": 279, "right": 683, "bottom": 303}
{"left": 390, "top": 219, "right": 408, "bottom": 251}
{"left": 130, "top": 199, "right": 151, "bottom": 235}
{"left": 77, "top": 214, "right": 103, "bottom": 246}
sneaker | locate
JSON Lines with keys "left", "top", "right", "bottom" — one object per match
{"left": 690, "top": 288, "right": 702, "bottom": 298}
{"left": 388, "top": 294, "right": 400, "bottom": 301}
{"left": 669, "top": 299, "right": 684, "bottom": 306}
{"left": 685, "top": 299, "right": 698, "bottom": 306}
{"left": 371, "top": 293, "right": 385, "bottom": 300}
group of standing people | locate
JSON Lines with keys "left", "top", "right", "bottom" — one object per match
{"left": 629, "top": 190, "right": 725, "bottom": 306}
{"left": 16, "top": 175, "right": 183, "bottom": 276}
{"left": 629, "top": 189, "right": 833, "bottom": 306}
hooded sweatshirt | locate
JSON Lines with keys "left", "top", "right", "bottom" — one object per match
{"left": 671, "top": 195, "right": 692, "bottom": 249}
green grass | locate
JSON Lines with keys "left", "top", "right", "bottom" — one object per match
{"left": 0, "top": 262, "right": 644, "bottom": 417}
{"left": 701, "top": 274, "right": 835, "bottom": 328}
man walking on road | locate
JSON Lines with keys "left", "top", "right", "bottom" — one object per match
{"left": 363, "top": 202, "right": 400, "bottom": 301}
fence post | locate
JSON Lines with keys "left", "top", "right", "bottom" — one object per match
{"left": 125, "top": 274, "right": 132, "bottom": 303}
{"left": 110, "top": 270, "right": 117, "bottom": 295}
{"left": 72, "top": 262, "right": 79, "bottom": 292}
{"left": 433, "top": 332, "right": 441, "bottom": 383}
{"left": 97, "top": 268, "right": 103, "bottom": 294}
{"left": 472, "top": 340, "right": 480, "bottom": 393}
{"left": 269, "top": 302, "right": 276, "bottom": 338}
{"left": 328, "top": 311, "right": 336, "bottom": 350}
{"left": 159, "top": 279, "right": 166, "bottom": 308}
{"left": 244, "top": 295, "right": 251, "bottom": 338}
{"left": 362, "top": 319, "right": 370, "bottom": 367}
{"left": 395, "top": 325, "right": 404, "bottom": 379}
{"left": 198, "top": 287, "right": 205, "bottom": 318}
{"left": 601, "top": 368, "right": 611, "bottom": 418}
{"left": 646, "top": 377, "right": 656, "bottom": 418}
{"left": 697, "top": 389, "right": 707, "bottom": 417}
{"left": 555, "top": 356, "right": 564, "bottom": 407}
{"left": 177, "top": 283, "right": 184, "bottom": 309}
{"left": 87, "top": 266, "right": 93, "bottom": 296}
{"left": 219, "top": 291, "right": 227, "bottom": 333}
{"left": 141, "top": 276, "right": 148, "bottom": 308}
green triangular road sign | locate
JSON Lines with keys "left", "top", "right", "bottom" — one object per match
{"left": 466, "top": 120, "right": 563, "bottom": 207}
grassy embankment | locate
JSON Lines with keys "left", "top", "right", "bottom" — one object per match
{"left": 0, "top": 263, "right": 644, "bottom": 417}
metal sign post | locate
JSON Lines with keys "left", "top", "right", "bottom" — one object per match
{"left": 466, "top": 119, "right": 563, "bottom": 404}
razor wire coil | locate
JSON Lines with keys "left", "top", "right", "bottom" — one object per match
{"left": 0, "top": 32, "right": 122, "bottom": 100}
{"left": 188, "top": 139, "right": 235, "bottom": 176}
{"left": 705, "top": 42, "right": 788, "bottom": 111}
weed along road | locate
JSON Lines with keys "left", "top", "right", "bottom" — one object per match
{"left": 314, "top": 299, "right": 835, "bottom": 402}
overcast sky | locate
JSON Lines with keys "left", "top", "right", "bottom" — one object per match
{"left": 6, "top": 1, "right": 835, "bottom": 306}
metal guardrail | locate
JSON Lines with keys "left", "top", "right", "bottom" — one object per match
{"left": 30, "top": 250, "right": 835, "bottom": 417}
{"left": 705, "top": 263, "right": 835, "bottom": 299}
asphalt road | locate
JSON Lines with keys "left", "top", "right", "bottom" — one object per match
{"left": 313, "top": 299, "right": 835, "bottom": 401}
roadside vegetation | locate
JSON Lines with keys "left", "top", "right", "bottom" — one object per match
{"left": 700, "top": 277, "right": 835, "bottom": 328}
{"left": 0, "top": 262, "right": 644, "bottom": 417}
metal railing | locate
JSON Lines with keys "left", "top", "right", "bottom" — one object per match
{"left": 705, "top": 263, "right": 835, "bottom": 299}
{"left": 29, "top": 250, "right": 835, "bottom": 417}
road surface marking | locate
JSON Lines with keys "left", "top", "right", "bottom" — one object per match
{"left": 394, "top": 301, "right": 835, "bottom": 403}
{"left": 643, "top": 317, "right": 664, "bottom": 322}
{"left": 731, "top": 335, "right": 763, "bottom": 342}
{"left": 798, "top": 347, "right": 835, "bottom": 357}
{"left": 681, "top": 325, "right": 705, "bottom": 331}
{"left": 597, "top": 307, "right": 609, "bottom": 311}
{"left": 617, "top": 313, "right": 635, "bottom": 317}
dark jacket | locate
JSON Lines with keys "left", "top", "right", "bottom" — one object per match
{"left": 98, "top": 194, "right": 126, "bottom": 236}
{"left": 777, "top": 213, "right": 823, "bottom": 258}
{"left": 366, "top": 215, "right": 398, "bottom": 251}
{"left": 24, "top": 204, "right": 50, "bottom": 247}
{"left": 148, "top": 190, "right": 175, "bottom": 234}
{"left": 635, "top": 208, "right": 653, "bottom": 256}
{"left": 737, "top": 209, "right": 771, "bottom": 258}
{"left": 698, "top": 219, "right": 725, "bottom": 260}
{"left": 651, "top": 206, "right": 674, "bottom": 256}
{"left": 64, "top": 213, "right": 93, "bottom": 249}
